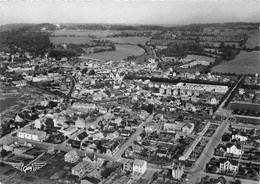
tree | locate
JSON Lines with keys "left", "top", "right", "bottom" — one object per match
{"left": 1, "top": 149, "right": 10, "bottom": 157}
{"left": 89, "top": 69, "right": 95, "bottom": 75}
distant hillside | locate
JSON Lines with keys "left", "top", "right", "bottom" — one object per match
{"left": 0, "top": 23, "right": 34, "bottom": 32}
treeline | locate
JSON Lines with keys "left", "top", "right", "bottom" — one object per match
{"left": 0, "top": 26, "right": 53, "bottom": 55}
{"left": 158, "top": 43, "right": 204, "bottom": 57}
{"left": 62, "top": 24, "right": 165, "bottom": 31}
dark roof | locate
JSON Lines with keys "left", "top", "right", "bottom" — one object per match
{"left": 219, "top": 158, "right": 238, "bottom": 165}
{"left": 67, "top": 139, "right": 74, "bottom": 144}
{"left": 226, "top": 143, "right": 242, "bottom": 149}
{"left": 214, "top": 176, "right": 226, "bottom": 184}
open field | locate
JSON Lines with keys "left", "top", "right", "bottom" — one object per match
{"left": 82, "top": 44, "right": 144, "bottom": 61}
{"left": 185, "top": 54, "right": 215, "bottom": 63}
{"left": 102, "top": 36, "right": 151, "bottom": 45}
{"left": 212, "top": 51, "right": 260, "bottom": 74}
{"left": 49, "top": 36, "right": 93, "bottom": 44}
{"left": 51, "top": 29, "right": 158, "bottom": 37}
{"left": 245, "top": 30, "right": 260, "bottom": 48}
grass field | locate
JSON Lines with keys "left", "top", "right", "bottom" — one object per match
{"left": 102, "top": 36, "right": 151, "bottom": 45}
{"left": 82, "top": 44, "right": 144, "bottom": 61}
{"left": 245, "top": 30, "right": 260, "bottom": 48}
{"left": 185, "top": 54, "right": 215, "bottom": 63}
{"left": 49, "top": 36, "right": 93, "bottom": 44}
{"left": 51, "top": 29, "right": 158, "bottom": 38}
{"left": 212, "top": 51, "right": 260, "bottom": 74}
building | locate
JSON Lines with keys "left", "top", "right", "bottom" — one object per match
{"left": 17, "top": 128, "right": 47, "bottom": 141}
{"left": 226, "top": 143, "right": 243, "bottom": 156}
{"left": 71, "top": 161, "right": 93, "bottom": 177}
{"left": 172, "top": 163, "right": 184, "bottom": 180}
{"left": 182, "top": 123, "right": 194, "bottom": 134}
{"left": 231, "top": 131, "right": 248, "bottom": 142}
{"left": 219, "top": 158, "right": 239, "bottom": 172}
{"left": 133, "top": 159, "right": 147, "bottom": 175}
{"left": 123, "top": 160, "right": 133, "bottom": 172}
{"left": 64, "top": 149, "right": 79, "bottom": 163}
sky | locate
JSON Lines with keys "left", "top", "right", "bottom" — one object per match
{"left": 0, "top": 0, "right": 259, "bottom": 25}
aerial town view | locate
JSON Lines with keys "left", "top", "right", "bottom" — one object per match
{"left": 0, "top": 1, "right": 259, "bottom": 184}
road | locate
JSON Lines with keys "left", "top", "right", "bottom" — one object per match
{"left": 184, "top": 76, "right": 245, "bottom": 184}
{"left": 113, "top": 114, "right": 154, "bottom": 160}
{"left": 66, "top": 75, "right": 76, "bottom": 99}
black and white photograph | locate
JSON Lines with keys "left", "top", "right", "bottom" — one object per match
{"left": 0, "top": 0, "right": 259, "bottom": 184}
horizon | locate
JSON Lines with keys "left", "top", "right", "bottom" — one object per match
{"left": 1, "top": 0, "right": 260, "bottom": 25}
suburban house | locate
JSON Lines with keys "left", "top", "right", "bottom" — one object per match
{"left": 103, "top": 140, "right": 120, "bottom": 156}
{"left": 133, "top": 159, "right": 147, "bottom": 175}
{"left": 172, "top": 163, "right": 184, "bottom": 180}
{"left": 231, "top": 131, "right": 248, "bottom": 142}
{"left": 64, "top": 149, "right": 79, "bottom": 163}
{"left": 219, "top": 158, "right": 239, "bottom": 172}
{"left": 214, "top": 176, "right": 227, "bottom": 184}
{"left": 226, "top": 143, "right": 243, "bottom": 156}
{"left": 17, "top": 128, "right": 47, "bottom": 141}
{"left": 71, "top": 161, "right": 93, "bottom": 177}
{"left": 182, "top": 123, "right": 194, "bottom": 134}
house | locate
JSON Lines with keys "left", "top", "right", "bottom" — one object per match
{"left": 226, "top": 143, "right": 243, "bottom": 155}
{"left": 103, "top": 140, "right": 120, "bottom": 156}
{"left": 219, "top": 158, "right": 239, "bottom": 172}
{"left": 156, "top": 150, "right": 168, "bottom": 157}
{"left": 123, "top": 160, "right": 133, "bottom": 172}
{"left": 34, "top": 119, "right": 42, "bottom": 129}
{"left": 59, "top": 126, "right": 78, "bottom": 137}
{"left": 64, "top": 149, "right": 79, "bottom": 163}
{"left": 133, "top": 159, "right": 147, "bottom": 175}
{"left": 214, "top": 176, "right": 227, "bottom": 184}
{"left": 72, "top": 161, "right": 93, "bottom": 177}
{"left": 75, "top": 118, "right": 86, "bottom": 129}
{"left": 231, "top": 131, "right": 248, "bottom": 142}
{"left": 17, "top": 128, "right": 47, "bottom": 141}
{"left": 75, "top": 132, "right": 88, "bottom": 142}
{"left": 182, "top": 123, "right": 194, "bottom": 134}
{"left": 172, "top": 163, "right": 184, "bottom": 180}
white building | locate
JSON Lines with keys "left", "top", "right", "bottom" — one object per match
{"left": 226, "top": 143, "right": 243, "bottom": 156}
{"left": 182, "top": 123, "right": 194, "bottom": 134}
{"left": 133, "top": 159, "right": 147, "bottom": 175}
{"left": 219, "top": 158, "right": 238, "bottom": 172}
{"left": 17, "top": 128, "right": 47, "bottom": 141}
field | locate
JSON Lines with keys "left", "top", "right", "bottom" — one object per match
{"left": 80, "top": 44, "right": 144, "bottom": 61}
{"left": 49, "top": 36, "right": 93, "bottom": 44}
{"left": 212, "top": 51, "right": 260, "bottom": 74}
{"left": 51, "top": 29, "right": 158, "bottom": 38}
{"left": 102, "top": 36, "right": 151, "bottom": 45}
{"left": 245, "top": 30, "right": 260, "bottom": 48}
{"left": 185, "top": 54, "right": 215, "bottom": 63}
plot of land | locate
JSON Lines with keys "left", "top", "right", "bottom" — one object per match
{"left": 212, "top": 51, "right": 260, "bottom": 74}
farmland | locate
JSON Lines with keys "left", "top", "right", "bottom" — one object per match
{"left": 245, "top": 30, "right": 260, "bottom": 48}
{"left": 212, "top": 51, "right": 260, "bottom": 74}
{"left": 49, "top": 37, "right": 93, "bottom": 44}
{"left": 102, "top": 36, "right": 151, "bottom": 45}
{"left": 81, "top": 44, "right": 145, "bottom": 61}
{"left": 185, "top": 54, "right": 215, "bottom": 63}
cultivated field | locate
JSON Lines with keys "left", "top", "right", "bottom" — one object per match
{"left": 245, "top": 30, "right": 260, "bottom": 48}
{"left": 82, "top": 44, "right": 144, "bottom": 61}
{"left": 49, "top": 36, "right": 93, "bottom": 44}
{"left": 212, "top": 51, "right": 260, "bottom": 74}
{"left": 102, "top": 36, "right": 151, "bottom": 45}
{"left": 185, "top": 54, "right": 215, "bottom": 63}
